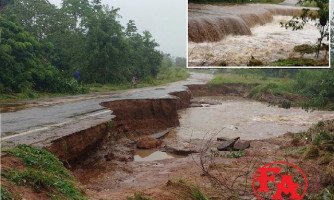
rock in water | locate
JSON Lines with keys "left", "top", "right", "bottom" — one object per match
{"left": 136, "top": 137, "right": 163, "bottom": 149}
{"left": 217, "top": 136, "right": 240, "bottom": 141}
{"left": 217, "top": 139, "right": 239, "bottom": 151}
{"left": 233, "top": 140, "right": 251, "bottom": 150}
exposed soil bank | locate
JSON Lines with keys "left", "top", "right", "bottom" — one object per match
{"left": 46, "top": 122, "right": 109, "bottom": 162}
{"left": 100, "top": 89, "right": 191, "bottom": 136}
{"left": 187, "top": 83, "right": 256, "bottom": 97}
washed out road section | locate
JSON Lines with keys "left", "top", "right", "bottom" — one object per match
{"left": 1, "top": 73, "right": 213, "bottom": 147}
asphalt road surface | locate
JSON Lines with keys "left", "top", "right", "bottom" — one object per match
{"left": 1, "top": 73, "right": 212, "bottom": 145}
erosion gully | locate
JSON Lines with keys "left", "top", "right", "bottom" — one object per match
{"left": 20, "top": 83, "right": 334, "bottom": 199}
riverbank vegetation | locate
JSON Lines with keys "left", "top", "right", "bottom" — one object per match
{"left": 208, "top": 69, "right": 334, "bottom": 110}
{"left": 0, "top": 0, "right": 187, "bottom": 101}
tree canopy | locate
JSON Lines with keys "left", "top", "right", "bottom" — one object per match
{"left": 0, "top": 0, "right": 179, "bottom": 94}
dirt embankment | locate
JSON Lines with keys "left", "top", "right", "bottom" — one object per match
{"left": 100, "top": 90, "right": 192, "bottom": 137}
{"left": 188, "top": 83, "right": 306, "bottom": 108}
{"left": 187, "top": 83, "right": 256, "bottom": 97}
{"left": 46, "top": 123, "right": 109, "bottom": 163}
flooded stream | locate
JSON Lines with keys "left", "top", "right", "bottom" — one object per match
{"left": 176, "top": 98, "right": 334, "bottom": 140}
{"left": 189, "top": 16, "right": 321, "bottom": 66}
{"left": 188, "top": 3, "right": 325, "bottom": 66}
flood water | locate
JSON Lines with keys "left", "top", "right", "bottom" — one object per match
{"left": 176, "top": 99, "right": 334, "bottom": 140}
{"left": 189, "top": 16, "right": 320, "bottom": 66}
{"left": 188, "top": 3, "right": 324, "bottom": 66}
{"left": 134, "top": 149, "right": 184, "bottom": 162}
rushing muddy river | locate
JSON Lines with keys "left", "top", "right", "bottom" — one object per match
{"left": 176, "top": 98, "right": 334, "bottom": 140}
{"left": 188, "top": 3, "right": 324, "bottom": 66}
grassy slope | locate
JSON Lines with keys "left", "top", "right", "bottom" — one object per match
{"left": 208, "top": 72, "right": 334, "bottom": 110}
{"left": 209, "top": 73, "right": 294, "bottom": 93}
{"left": 1, "top": 145, "right": 86, "bottom": 200}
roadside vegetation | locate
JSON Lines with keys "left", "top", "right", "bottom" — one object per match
{"left": 1, "top": 145, "right": 86, "bottom": 200}
{"left": 287, "top": 120, "right": 334, "bottom": 199}
{"left": 0, "top": 0, "right": 188, "bottom": 101}
{"left": 166, "top": 179, "right": 211, "bottom": 200}
{"left": 208, "top": 69, "right": 334, "bottom": 110}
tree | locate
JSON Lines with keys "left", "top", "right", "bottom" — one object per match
{"left": 126, "top": 20, "right": 138, "bottom": 37}
{"left": 1, "top": 0, "right": 164, "bottom": 92}
{"left": 0, "top": 15, "right": 84, "bottom": 93}
{"left": 282, "top": 0, "right": 329, "bottom": 58}
{"left": 175, "top": 57, "right": 187, "bottom": 67}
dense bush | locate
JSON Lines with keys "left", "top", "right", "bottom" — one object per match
{"left": 295, "top": 69, "right": 334, "bottom": 108}
{"left": 0, "top": 15, "right": 85, "bottom": 94}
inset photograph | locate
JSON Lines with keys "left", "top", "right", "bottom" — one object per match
{"left": 188, "top": 0, "right": 330, "bottom": 67}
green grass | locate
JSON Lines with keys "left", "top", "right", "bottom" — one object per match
{"left": 305, "top": 186, "right": 334, "bottom": 200}
{"left": 226, "top": 151, "right": 245, "bottom": 158}
{"left": 249, "top": 82, "right": 293, "bottom": 97}
{"left": 1, "top": 68, "right": 189, "bottom": 102}
{"left": 300, "top": 1, "right": 317, "bottom": 7}
{"left": 0, "top": 186, "right": 13, "bottom": 200}
{"left": 209, "top": 73, "right": 294, "bottom": 97}
{"left": 208, "top": 73, "right": 292, "bottom": 87}
{"left": 167, "top": 179, "right": 210, "bottom": 200}
{"left": 270, "top": 58, "right": 324, "bottom": 66}
{"left": 127, "top": 193, "right": 153, "bottom": 200}
{"left": 90, "top": 67, "right": 189, "bottom": 92}
{"left": 2, "top": 145, "right": 86, "bottom": 200}
{"left": 208, "top": 73, "right": 299, "bottom": 107}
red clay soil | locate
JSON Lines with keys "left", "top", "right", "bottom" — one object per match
{"left": 101, "top": 98, "right": 181, "bottom": 136}
{"left": 0, "top": 155, "right": 51, "bottom": 200}
{"left": 46, "top": 122, "right": 109, "bottom": 162}
{"left": 187, "top": 83, "right": 257, "bottom": 97}
{"left": 71, "top": 127, "right": 333, "bottom": 200}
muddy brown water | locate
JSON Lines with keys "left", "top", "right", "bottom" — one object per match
{"left": 133, "top": 97, "right": 334, "bottom": 161}
{"left": 134, "top": 149, "right": 184, "bottom": 162}
{"left": 188, "top": 3, "right": 303, "bottom": 43}
{"left": 188, "top": 16, "right": 322, "bottom": 66}
{"left": 187, "top": 3, "right": 325, "bottom": 66}
{"left": 176, "top": 98, "right": 334, "bottom": 140}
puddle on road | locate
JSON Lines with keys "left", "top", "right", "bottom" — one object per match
{"left": 134, "top": 149, "right": 184, "bottom": 162}
{"left": 176, "top": 99, "right": 334, "bottom": 140}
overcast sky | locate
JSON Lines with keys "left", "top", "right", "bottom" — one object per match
{"left": 329, "top": 1, "right": 334, "bottom": 19}
{"left": 49, "top": 0, "right": 187, "bottom": 58}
